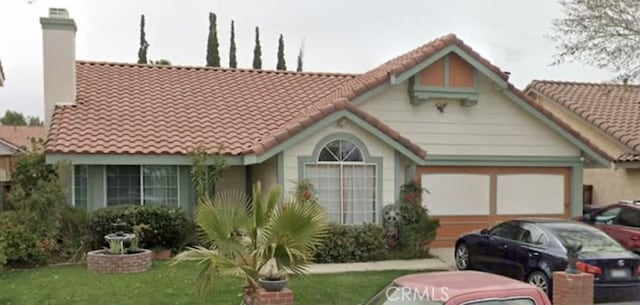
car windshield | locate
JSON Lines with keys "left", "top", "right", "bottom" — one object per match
{"left": 364, "top": 283, "right": 444, "bottom": 305}
{"left": 545, "top": 223, "right": 626, "bottom": 253}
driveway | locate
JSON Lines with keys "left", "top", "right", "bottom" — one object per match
{"left": 430, "top": 247, "right": 456, "bottom": 270}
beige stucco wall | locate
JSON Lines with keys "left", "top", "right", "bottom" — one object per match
{"left": 361, "top": 75, "right": 580, "bottom": 157}
{"left": 42, "top": 26, "right": 76, "bottom": 130}
{"left": 216, "top": 166, "right": 246, "bottom": 193}
{"left": 283, "top": 119, "right": 396, "bottom": 206}
{"left": 585, "top": 168, "right": 640, "bottom": 205}
{"left": 251, "top": 156, "right": 278, "bottom": 193}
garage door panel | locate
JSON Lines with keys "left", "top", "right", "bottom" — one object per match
{"left": 417, "top": 166, "right": 570, "bottom": 248}
{"left": 421, "top": 173, "right": 491, "bottom": 216}
{"left": 496, "top": 174, "right": 565, "bottom": 215}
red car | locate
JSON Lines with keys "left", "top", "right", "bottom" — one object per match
{"left": 579, "top": 201, "right": 640, "bottom": 253}
{"left": 364, "top": 271, "right": 551, "bottom": 305}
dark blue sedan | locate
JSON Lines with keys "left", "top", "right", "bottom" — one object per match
{"left": 454, "top": 219, "right": 640, "bottom": 303}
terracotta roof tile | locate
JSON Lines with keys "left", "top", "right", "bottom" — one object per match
{"left": 48, "top": 34, "right": 604, "bottom": 163}
{"left": 528, "top": 80, "right": 640, "bottom": 156}
{"left": 47, "top": 63, "right": 356, "bottom": 155}
{"left": 0, "top": 125, "right": 45, "bottom": 150}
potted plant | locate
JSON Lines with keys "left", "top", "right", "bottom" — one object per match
{"left": 258, "top": 260, "right": 288, "bottom": 292}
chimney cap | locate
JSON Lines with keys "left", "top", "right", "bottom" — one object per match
{"left": 40, "top": 8, "right": 76, "bottom": 32}
{"left": 49, "top": 8, "right": 70, "bottom": 19}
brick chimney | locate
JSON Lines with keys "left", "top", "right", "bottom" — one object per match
{"left": 40, "top": 8, "right": 77, "bottom": 132}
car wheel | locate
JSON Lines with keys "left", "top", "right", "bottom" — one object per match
{"left": 455, "top": 243, "right": 470, "bottom": 270}
{"left": 527, "top": 271, "right": 550, "bottom": 294}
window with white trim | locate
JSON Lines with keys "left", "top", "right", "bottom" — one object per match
{"left": 73, "top": 165, "right": 88, "bottom": 209}
{"left": 305, "top": 139, "right": 377, "bottom": 224}
{"left": 105, "top": 165, "right": 178, "bottom": 207}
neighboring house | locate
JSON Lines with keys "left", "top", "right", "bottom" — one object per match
{"left": 0, "top": 125, "right": 46, "bottom": 210}
{"left": 40, "top": 8, "right": 609, "bottom": 247}
{"left": 526, "top": 81, "right": 640, "bottom": 207}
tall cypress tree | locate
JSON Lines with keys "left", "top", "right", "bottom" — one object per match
{"left": 296, "top": 47, "right": 304, "bottom": 72}
{"left": 206, "top": 12, "right": 220, "bottom": 67}
{"left": 137, "top": 15, "right": 149, "bottom": 64}
{"left": 276, "top": 34, "right": 286, "bottom": 71}
{"left": 252, "top": 27, "right": 262, "bottom": 69}
{"left": 229, "top": 20, "right": 237, "bottom": 68}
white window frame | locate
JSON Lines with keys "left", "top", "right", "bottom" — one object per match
{"left": 305, "top": 139, "right": 378, "bottom": 225}
{"left": 71, "top": 165, "right": 89, "bottom": 208}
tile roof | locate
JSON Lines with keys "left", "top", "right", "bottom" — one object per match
{"left": 47, "top": 34, "right": 605, "bottom": 163}
{"left": 47, "top": 63, "right": 357, "bottom": 155}
{"left": 0, "top": 125, "right": 46, "bottom": 150}
{"left": 527, "top": 80, "right": 640, "bottom": 162}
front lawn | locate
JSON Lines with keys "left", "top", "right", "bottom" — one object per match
{"left": 0, "top": 262, "right": 421, "bottom": 305}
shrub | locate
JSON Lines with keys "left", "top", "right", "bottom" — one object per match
{"left": 0, "top": 211, "right": 56, "bottom": 267}
{"left": 58, "top": 207, "right": 92, "bottom": 262}
{"left": 391, "top": 181, "right": 440, "bottom": 259}
{"left": 89, "top": 205, "right": 193, "bottom": 250}
{"left": 314, "top": 223, "right": 387, "bottom": 263}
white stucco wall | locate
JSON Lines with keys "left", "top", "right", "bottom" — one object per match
{"left": 283, "top": 119, "right": 396, "bottom": 206}
{"left": 361, "top": 76, "right": 580, "bottom": 157}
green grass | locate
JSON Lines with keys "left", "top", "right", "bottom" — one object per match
{"left": 0, "top": 262, "right": 422, "bottom": 305}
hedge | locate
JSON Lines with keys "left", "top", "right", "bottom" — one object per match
{"left": 314, "top": 223, "right": 387, "bottom": 263}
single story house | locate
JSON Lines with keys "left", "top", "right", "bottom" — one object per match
{"left": 41, "top": 8, "right": 609, "bottom": 247}
{"left": 0, "top": 125, "right": 46, "bottom": 210}
{"left": 526, "top": 81, "right": 640, "bottom": 207}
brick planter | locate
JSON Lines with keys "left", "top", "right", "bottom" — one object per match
{"left": 87, "top": 249, "right": 152, "bottom": 274}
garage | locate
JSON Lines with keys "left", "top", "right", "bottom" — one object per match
{"left": 417, "top": 166, "right": 570, "bottom": 248}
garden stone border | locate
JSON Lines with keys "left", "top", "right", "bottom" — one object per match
{"left": 87, "top": 249, "right": 152, "bottom": 273}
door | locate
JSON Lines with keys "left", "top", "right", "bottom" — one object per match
{"left": 477, "top": 222, "right": 519, "bottom": 276}
{"left": 505, "top": 223, "right": 550, "bottom": 280}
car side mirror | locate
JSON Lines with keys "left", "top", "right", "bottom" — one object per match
{"left": 480, "top": 228, "right": 490, "bottom": 235}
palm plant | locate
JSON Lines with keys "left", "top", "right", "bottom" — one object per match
{"left": 172, "top": 182, "right": 328, "bottom": 304}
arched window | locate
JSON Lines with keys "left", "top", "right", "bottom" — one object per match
{"left": 305, "top": 136, "right": 377, "bottom": 225}
{"left": 318, "top": 139, "right": 363, "bottom": 162}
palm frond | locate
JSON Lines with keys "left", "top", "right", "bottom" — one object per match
{"left": 196, "top": 190, "right": 251, "bottom": 256}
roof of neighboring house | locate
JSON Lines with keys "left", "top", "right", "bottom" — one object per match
{"left": 47, "top": 34, "right": 607, "bottom": 162}
{"left": 0, "top": 125, "right": 46, "bottom": 151}
{"left": 527, "top": 80, "right": 640, "bottom": 162}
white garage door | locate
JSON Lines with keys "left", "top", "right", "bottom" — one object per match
{"left": 417, "top": 166, "right": 570, "bottom": 248}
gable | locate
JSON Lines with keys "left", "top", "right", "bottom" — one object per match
{"left": 361, "top": 73, "right": 581, "bottom": 158}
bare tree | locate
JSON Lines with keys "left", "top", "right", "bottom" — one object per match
{"left": 551, "top": 0, "right": 640, "bottom": 82}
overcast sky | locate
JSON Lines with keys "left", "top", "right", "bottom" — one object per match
{"left": 0, "top": 0, "right": 615, "bottom": 118}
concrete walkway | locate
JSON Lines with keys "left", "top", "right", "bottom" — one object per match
{"left": 306, "top": 258, "right": 449, "bottom": 274}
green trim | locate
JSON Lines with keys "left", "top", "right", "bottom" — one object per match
{"left": 411, "top": 91, "right": 479, "bottom": 105}
{"left": 394, "top": 152, "right": 402, "bottom": 200}
{"left": 297, "top": 132, "right": 384, "bottom": 224}
{"left": 244, "top": 110, "right": 426, "bottom": 166}
{"left": 40, "top": 17, "right": 77, "bottom": 31}
{"left": 570, "top": 163, "right": 584, "bottom": 217}
{"left": 46, "top": 154, "right": 244, "bottom": 166}
{"left": 392, "top": 45, "right": 456, "bottom": 85}
{"left": 501, "top": 90, "right": 610, "bottom": 168}
{"left": 443, "top": 55, "right": 450, "bottom": 87}
{"left": 425, "top": 155, "right": 583, "bottom": 167}
{"left": 351, "top": 83, "right": 391, "bottom": 105}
